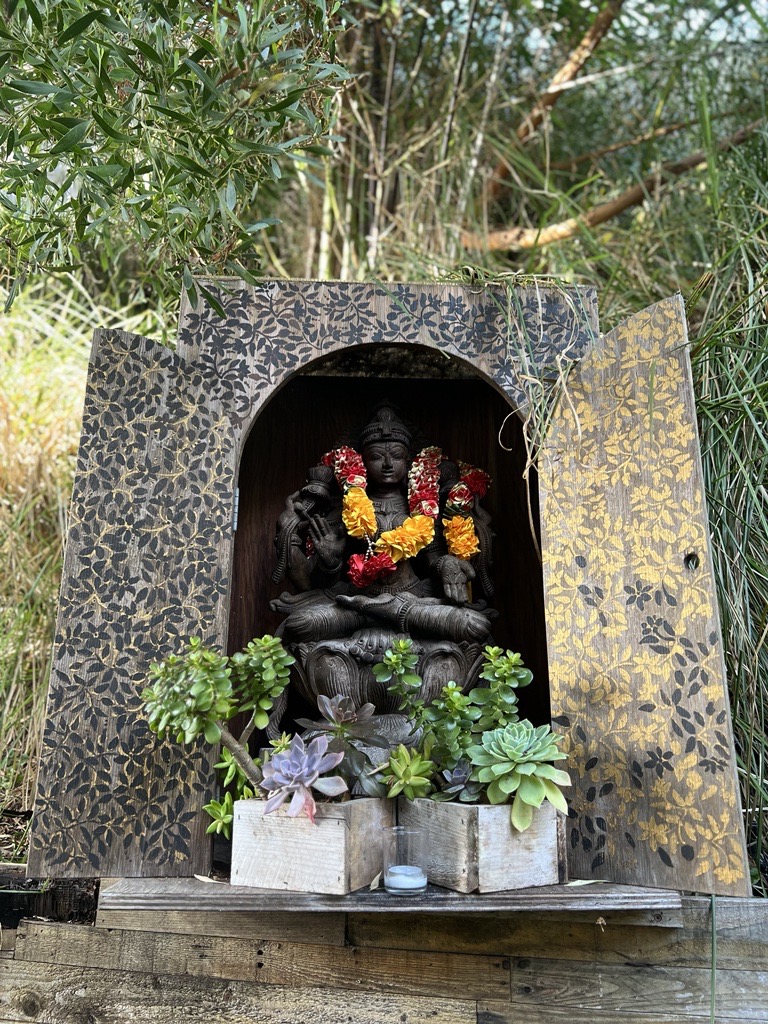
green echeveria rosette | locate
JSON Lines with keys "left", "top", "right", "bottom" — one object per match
{"left": 466, "top": 721, "right": 571, "bottom": 831}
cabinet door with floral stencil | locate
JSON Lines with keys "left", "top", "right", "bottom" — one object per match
{"left": 28, "top": 330, "right": 237, "bottom": 879}
{"left": 540, "top": 296, "right": 750, "bottom": 896}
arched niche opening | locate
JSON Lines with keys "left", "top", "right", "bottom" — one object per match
{"left": 228, "top": 344, "right": 550, "bottom": 725}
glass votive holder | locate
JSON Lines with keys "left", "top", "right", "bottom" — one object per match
{"left": 382, "top": 825, "right": 428, "bottom": 895}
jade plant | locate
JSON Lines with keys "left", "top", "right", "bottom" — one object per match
{"left": 372, "top": 638, "right": 571, "bottom": 831}
{"left": 143, "top": 635, "right": 367, "bottom": 835}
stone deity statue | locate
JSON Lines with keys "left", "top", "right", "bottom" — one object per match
{"left": 271, "top": 406, "right": 495, "bottom": 722}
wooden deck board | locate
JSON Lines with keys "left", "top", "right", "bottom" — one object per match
{"left": 348, "top": 895, "right": 768, "bottom": 969}
{"left": 97, "top": 877, "right": 683, "bottom": 918}
{"left": 95, "top": 908, "right": 347, "bottom": 945}
{"left": 0, "top": 959, "right": 476, "bottom": 1024}
{"left": 14, "top": 921, "right": 510, "bottom": 1001}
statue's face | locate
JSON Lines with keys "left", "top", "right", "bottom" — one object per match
{"left": 363, "top": 442, "right": 408, "bottom": 488}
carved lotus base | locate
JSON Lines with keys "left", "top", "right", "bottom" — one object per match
{"left": 287, "top": 628, "right": 487, "bottom": 715}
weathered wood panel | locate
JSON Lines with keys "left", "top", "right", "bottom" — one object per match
{"left": 8, "top": 891, "right": 768, "bottom": 1024}
{"left": 0, "top": 960, "right": 476, "bottom": 1024}
{"left": 541, "top": 296, "right": 749, "bottom": 895}
{"left": 97, "top": 876, "right": 682, "bottom": 915}
{"left": 484, "top": 952, "right": 768, "bottom": 1019}
{"left": 349, "top": 895, "right": 767, "bottom": 968}
{"left": 478, "top": 1003, "right": 750, "bottom": 1024}
{"left": 94, "top": 909, "right": 346, "bottom": 945}
{"left": 14, "top": 921, "right": 510, "bottom": 1000}
{"left": 27, "top": 330, "right": 238, "bottom": 879}
{"left": 231, "top": 798, "right": 393, "bottom": 894}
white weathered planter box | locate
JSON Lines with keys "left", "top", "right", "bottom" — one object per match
{"left": 398, "top": 798, "right": 565, "bottom": 893}
{"left": 231, "top": 798, "right": 393, "bottom": 895}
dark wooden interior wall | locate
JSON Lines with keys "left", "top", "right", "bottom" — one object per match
{"left": 228, "top": 368, "right": 551, "bottom": 725}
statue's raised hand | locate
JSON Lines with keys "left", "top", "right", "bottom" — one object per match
{"left": 439, "top": 554, "right": 475, "bottom": 604}
{"left": 308, "top": 514, "right": 345, "bottom": 570}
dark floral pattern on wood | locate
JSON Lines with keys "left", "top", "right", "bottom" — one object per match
{"left": 543, "top": 298, "right": 749, "bottom": 896}
{"left": 28, "top": 330, "right": 237, "bottom": 877}
{"left": 177, "top": 281, "right": 599, "bottom": 426}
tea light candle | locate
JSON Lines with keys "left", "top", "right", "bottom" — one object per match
{"left": 384, "top": 863, "right": 428, "bottom": 893}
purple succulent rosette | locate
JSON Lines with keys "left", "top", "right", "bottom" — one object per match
{"left": 260, "top": 734, "right": 347, "bottom": 823}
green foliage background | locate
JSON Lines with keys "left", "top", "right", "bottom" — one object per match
{"left": 0, "top": 0, "right": 348, "bottom": 320}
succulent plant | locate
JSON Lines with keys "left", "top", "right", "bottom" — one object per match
{"left": 431, "top": 760, "right": 484, "bottom": 803}
{"left": 143, "top": 636, "right": 234, "bottom": 745}
{"left": 230, "top": 634, "right": 295, "bottom": 732}
{"left": 203, "top": 790, "right": 235, "bottom": 836}
{"left": 260, "top": 734, "right": 348, "bottom": 823}
{"left": 467, "top": 721, "right": 571, "bottom": 831}
{"left": 297, "top": 694, "right": 388, "bottom": 797}
{"left": 143, "top": 634, "right": 300, "bottom": 834}
{"left": 421, "top": 681, "right": 482, "bottom": 769}
{"left": 378, "top": 744, "right": 435, "bottom": 800}
{"left": 372, "top": 637, "right": 423, "bottom": 710}
{"left": 470, "top": 646, "right": 533, "bottom": 731}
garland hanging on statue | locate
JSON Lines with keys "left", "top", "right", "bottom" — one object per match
{"left": 320, "top": 445, "right": 491, "bottom": 587}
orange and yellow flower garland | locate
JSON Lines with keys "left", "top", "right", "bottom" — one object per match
{"left": 320, "top": 445, "right": 490, "bottom": 587}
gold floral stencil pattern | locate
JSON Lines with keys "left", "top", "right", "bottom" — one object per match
{"left": 541, "top": 297, "right": 749, "bottom": 895}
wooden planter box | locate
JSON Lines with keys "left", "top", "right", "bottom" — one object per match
{"left": 231, "top": 798, "right": 393, "bottom": 895}
{"left": 398, "top": 798, "right": 565, "bottom": 893}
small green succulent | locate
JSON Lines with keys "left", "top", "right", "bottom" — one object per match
{"left": 421, "top": 682, "right": 481, "bottom": 768}
{"left": 372, "top": 637, "right": 422, "bottom": 710}
{"left": 379, "top": 745, "right": 435, "bottom": 800}
{"left": 213, "top": 748, "right": 257, "bottom": 801}
{"left": 430, "top": 761, "right": 484, "bottom": 803}
{"left": 203, "top": 791, "right": 235, "bottom": 836}
{"left": 470, "top": 646, "right": 533, "bottom": 731}
{"left": 467, "top": 721, "right": 570, "bottom": 831}
{"left": 143, "top": 636, "right": 233, "bottom": 745}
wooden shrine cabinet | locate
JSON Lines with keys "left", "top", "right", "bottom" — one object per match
{"left": 28, "top": 281, "right": 750, "bottom": 898}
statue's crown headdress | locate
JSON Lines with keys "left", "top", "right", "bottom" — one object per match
{"left": 359, "top": 405, "right": 411, "bottom": 448}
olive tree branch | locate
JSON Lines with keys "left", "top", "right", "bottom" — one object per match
{"left": 486, "top": 0, "right": 626, "bottom": 202}
{"left": 464, "top": 119, "right": 763, "bottom": 252}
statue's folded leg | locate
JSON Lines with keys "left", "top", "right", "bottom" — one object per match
{"left": 336, "top": 592, "right": 491, "bottom": 643}
{"left": 281, "top": 600, "right": 368, "bottom": 643}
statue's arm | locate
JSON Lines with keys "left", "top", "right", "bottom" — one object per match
{"left": 421, "top": 530, "right": 475, "bottom": 605}
{"left": 307, "top": 513, "right": 346, "bottom": 587}
{"left": 274, "top": 493, "right": 313, "bottom": 591}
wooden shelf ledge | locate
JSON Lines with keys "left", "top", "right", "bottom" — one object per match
{"left": 98, "top": 878, "right": 682, "bottom": 923}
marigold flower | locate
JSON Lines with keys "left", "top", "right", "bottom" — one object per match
{"left": 342, "top": 487, "right": 377, "bottom": 538}
{"left": 443, "top": 515, "right": 480, "bottom": 559}
{"left": 376, "top": 515, "right": 435, "bottom": 562}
